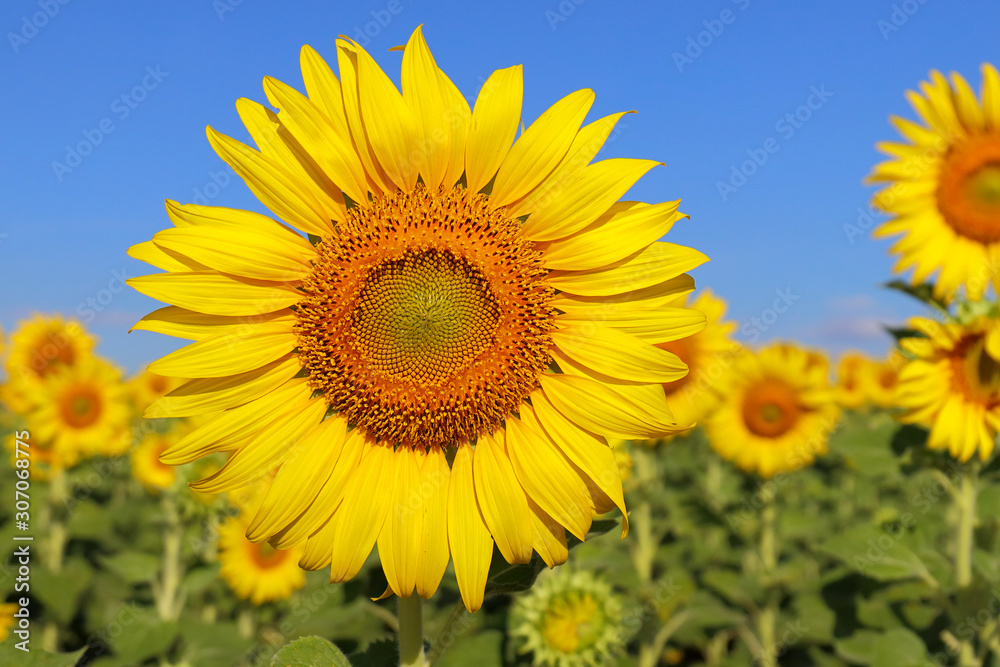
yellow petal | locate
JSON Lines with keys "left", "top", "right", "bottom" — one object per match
{"left": 465, "top": 65, "right": 523, "bottom": 195}
{"left": 551, "top": 325, "right": 687, "bottom": 383}
{"left": 206, "top": 126, "right": 333, "bottom": 236}
{"left": 553, "top": 274, "right": 695, "bottom": 311}
{"left": 263, "top": 76, "right": 370, "bottom": 205}
{"left": 527, "top": 497, "right": 568, "bottom": 569}
{"left": 541, "top": 201, "right": 685, "bottom": 271}
{"left": 473, "top": 430, "right": 533, "bottom": 564}
{"left": 949, "top": 71, "right": 985, "bottom": 131}
{"left": 415, "top": 447, "right": 451, "bottom": 599}
{"left": 336, "top": 39, "right": 395, "bottom": 195}
{"left": 152, "top": 225, "right": 313, "bottom": 282}
{"left": 146, "top": 355, "right": 300, "bottom": 418}
{"left": 556, "top": 304, "right": 706, "bottom": 345}
{"left": 299, "top": 513, "right": 339, "bottom": 571}
{"left": 378, "top": 446, "right": 422, "bottom": 597}
{"left": 447, "top": 443, "right": 494, "bottom": 612}
{"left": 164, "top": 199, "right": 307, "bottom": 235}
{"left": 248, "top": 416, "right": 348, "bottom": 541}
{"left": 983, "top": 63, "right": 1000, "bottom": 130}
{"left": 160, "top": 378, "right": 309, "bottom": 464}
{"left": 329, "top": 441, "right": 396, "bottom": 583}
{"left": 506, "top": 410, "right": 592, "bottom": 540}
{"left": 490, "top": 88, "right": 594, "bottom": 208}
{"left": 548, "top": 242, "right": 706, "bottom": 297}
{"left": 300, "top": 45, "right": 351, "bottom": 138}
{"left": 531, "top": 389, "right": 629, "bottom": 537}
{"left": 127, "top": 272, "right": 300, "bottom": 316}
{"left": 521, "top": 158, "right": 660, "bottom": 241}
{"left": 189, "top": 393, "right": 326, "bottom": 493}
{"left": 352, "top": 41, "right": 419, "bottom": 191}
{"left": 401, "top": 26, "right": 470, "bottom": 189}
{"left": 130, "top": 306, "right": 294, "bottom": 341}
{"left": 128, "top": 240, "right": 207, "bottom": 272}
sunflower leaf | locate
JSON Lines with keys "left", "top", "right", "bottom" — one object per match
{"left": 0, "top": 644, "right": 86, "bottom": 667}
{"left": 882, "top": 280, "right": 950, "bottom": 311}
{"left": 270, "top": 636, "right": 352, "bottom": 667}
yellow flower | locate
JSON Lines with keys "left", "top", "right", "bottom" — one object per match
{"left": 2, "top": 314, "right": 95, "bottom": 413}
{"left": 868, "top": 351, "right": 905, "bottom": 408}
{"left": 0, "top": 602, "right": 18, "bottom": 642}
{"left": 131, "top": 434, "right": 176, "bottom": 492}
{"left": 128, "top": 26, "right": 708, "bottom": 611}
{"left": 510, "top": 569, "right": 625, "bottom": 667}
{"left": 834, "top": 352, "right": 874, "bottom": 410}
{"left": 655, "top": 289, "right": 738, "bottom": 428}
{"left": 127, "top": 370, "right": 183, "bottom": 413}
{"left": 895, "top": 316, "right": 1000, "bottom": 461}
{"left": 704, "top": 344, "right": 840, "bottom": 478}
{"left": 28, "top": 356, "right": 131, "bottom": 462}
{"left": 870, "top": 65, "right": 1000, "bottom": 300}
{"left": 218, "top": 511, "right": 306, "bottom": 605}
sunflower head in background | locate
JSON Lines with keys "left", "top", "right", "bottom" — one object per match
{"left": 704, "top": 343, "right": 840, "bottom": 478}
{"left": 895, "top": 316, "right": 1000, "bottom": 462}
{"left": 834, "top": 351, "right": 873, "bottom": 410}
{"left": 871, "top": 64, "right": 1000, "bottom": 301}
{"left": 218, "top": 510, "right": 306, "bottom": 606}
{"left": 131, "top": 433, "right": 178, "bottom": 493}
{"left": 127, "top": 25, "right": 710, "bottom": 612}
{"left": 868, "top": 350, "right": 906, "bottom": 409}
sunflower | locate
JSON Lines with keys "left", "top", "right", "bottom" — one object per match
{"left": 834, "top": 352, "right": 873, "bottom": 410}
{"left": 128, "top": 370, "right": 183, "bottom": 413}
{"left": 2, "top": 314, "right": 95, "bottom": 413}
{"left": 0, "top": 602, "right": 18, "bottom": 642}
{"left": 895, "top": 316, "right": 1000, "bottom": 461}
{"left": 131, "top": 434, "right": 177, "bottom": 492}
{"left": 655, "top": 289, "right": 738, "bottom": 428}
{"left": 871, "top": 64, "right": 1000, "bottom": 300}
{"left": 510, "top": 569, "right": 625, "bottom": 667}
{"left": 218, "top": 512, "right": 305, "bottom": 605}
{"left": 28, "top": 356, "right": 131, "bottom": 461}
{"left": 704, "top": 344, "right": 840, "bottom": 478}
{"left": 868, "top": 350, "right": 905, "bottom": 408}
{"left": 128, "top": 26, "right": 708, "bottom": 611}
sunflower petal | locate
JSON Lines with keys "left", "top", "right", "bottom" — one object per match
{"left": 465, "top": 65, "right": 523, "bottom": 195}
{"left": 473, "top": 430, "right": 533, "bottom": 564}
{"left": 447, "top": 443, "right": 494, "bottom": 612}
{"left": 130, "top": 307, "right": 294, "bottom": 341}
{"left": 127, "top": 272, "right": 300, "bottom": 317}
{"left": 152, "top": 225, "right": 312, "bottom": 282}
{"left": 552, "top": 325, "right": 688, "bottom": 383}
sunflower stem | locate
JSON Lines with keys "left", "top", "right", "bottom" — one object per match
{"left": 757, "top": 491, "right": 778, "bottom": 667}
{"left": 956, "top": 460, "right": 978, "bottom": 589}
{"left": 398, "top": 596, "right": 425, "bottom": 667}
{"left": 154, "top": 491, "right": 185, "bottom": 621}
{"left": 42, "top": 469, "right": 69, "bottom": 652}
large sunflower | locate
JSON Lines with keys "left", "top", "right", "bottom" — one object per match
{"left": 129, "top": 27, "right": 708, "bottom": 611}
{"left": 895, "top": 316, "right": 1000, "bottom": 461}
{"left": 704, "top": 344, "right": 840, "bottom": 478}
{"left": 28, "top": 356, "right": 131, "bottom": 462}
{"left": 655, "top": 288, "right": 737, "bottom": 428}
{"left": 870, "top": 65, "right": 1000, "bottom": 300}
{"left": 2, "top": 314, "right": 95, "bottom": 413}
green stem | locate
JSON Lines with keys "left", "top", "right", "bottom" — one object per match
{"left": 956, "top": 461, "right": 978, "bottom": 589}
{"left": 631, "top": 501, "right": 655, "bottom": 584}
{"left": 155, "top": 492, "right": 185, "bottom": 621}
{"left": 758, "top": 492, "right": 778, "bottom": 667}
{"left": 42, "top": 469, "right": 69, "bottom": 652}
{"left": 398, "top": 596, "right": 425, "bottom": 667}
{"left": 237, "top": 607, "right": 255, "bottom": 640}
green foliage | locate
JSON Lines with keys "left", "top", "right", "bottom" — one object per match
{"left": 269, "top": 636, "right": 352, "bottom": 666}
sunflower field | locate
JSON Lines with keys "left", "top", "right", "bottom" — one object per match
{"left": 3, "top": 5, "right": 1000, "bottom": 667}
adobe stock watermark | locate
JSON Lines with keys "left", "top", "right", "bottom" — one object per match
{"left": 7, "top": 0, "right": 72, "bottom": 54}
{"left": 75, "top": 267, "right": 131, "bottom": 324}
{"left": 545, "top": 0, "right": 586, "bottom": 31}
{"left": 672, "top": 0, "right": 752, "bottom": 73}
{"left": 877, "top": 0, "right": 931, "bottom": 41}
{"left": 213, "top": 0, "right": 244, "bottom": 20}
{"left": 347, "top": 0, "right": 409, "bottom": 47}
{"left": 717, "top": 85, "right": 833, "bottom": 201}
{"left": 51, "top": 66, "right": 170, "bottom": 182}
{"left": 740, "top": 288, "right": 800, "bottom": 342}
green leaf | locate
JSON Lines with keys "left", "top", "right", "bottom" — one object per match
{"left": 978, "top": 483, "right": 1000, "bottom": 521}
{"left": 835, "top": 629, "right": 880, "bottom": 664}
{"left": 890, "top": 425, "right": 928, "bottom": 456}
{"left": 109, "top": 616, "right": 179, "bottom": 663}
{"left": 31, "top": 558, "right": 93, "bottom": 624}
{"left": 99, "top": 552, "right": 160, "bottom": 585}
{"left": 348, "top": 640, "right": 397, "bottom": 667}
{"left": 66, "top": 500, "right": 114, "bottom": 540}
{"left": 178, "top": 618, "right": 254, "bottom": 667}
{"left": 483, "top": 550, "right": 547, "bottom": 596}
{"left": 793, "top": 594, "right": 835, "bottom": 642}
{"left": 871, "top": 628, "right": 926, "bottom": 667}
{"left": 180, "top": 564, "right": 220, "bottom": 595}
{"left": 819, "top": 526, "right": 935, "bottom": 585}
{"left": 270, "top": 636, "right": 352, "bottom": 667}
{"left": 434, "top": 630, "right": 503, "bottom": 667}
{"left": 883, "top": 280, "right": 949, "bottom": 311}
{"left": 701, "top": 568, "right": 759, "bottom": 607}
{"left": 0, "top": 643, "right": 86, "bottom": 666}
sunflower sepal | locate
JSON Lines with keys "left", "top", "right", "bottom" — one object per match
{"left": 884, "top": 279, "right": 953, "bottom": 311}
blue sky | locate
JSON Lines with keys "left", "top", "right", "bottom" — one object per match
{"left": 2, "top": 0, "right": 998, "bottom": 373}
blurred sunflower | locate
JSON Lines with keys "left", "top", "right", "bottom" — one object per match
{"left": 2, "top": 314, "right": 95, "bottom": 413}
{"left": 131, "top": 434, "right": 176, "bottom": 492}
{"left": 28, "top": 356, "right": 130, "bottom": 461}
{"left": 868, "top": 351, "right": 905, "bottom": 408}
{"left": 127, "top": 370, "right": 183, "bottom": 413}
{"left": 128, "top": 27, "right": 708, "bottom": 610}
{"left": 510, "top": 569, "right": 625, "bottom": 667}
{"left": 218, "top": 512, "right": 305, "bottom": 605}
{"left": 0, "top": 602, "right": 18, "bottom": 642}
{"left": 834, "top": 352, "right": 873, "bottom": 410}
{"left": 871, "top": 64, "right": 1000, "bottom": 300}
{"left": 895, "top": 317, "right": 1000, "bottom": 461}
{"left": 704, "top": 344, "right": 840, "bottom": 478}
{"left": 655, "top": 289, "right": 738, "bottom": 428}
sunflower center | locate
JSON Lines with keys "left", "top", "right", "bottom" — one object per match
{"left": 742, "top": 378, "right": 801, "bottom": 438}
{"left": 296, "top": 184, "right": 554, "bottom": 448}
{"left": 543, "top": 593, "right": 602, "bottom": 654}
{"left": 954, "top": 335, "right": 1000, "bottom": 405}
{"left": 246, "top": 540, "right": 290, "bottom": 569}
{"left": 936, "top": 136, "right": 1000, "bottom": 243}
{"left": 60, "top": 386, "right": 102, "bottom": 429}
{"left": 32, "top": 331, "right": 76, "bottom": 377}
